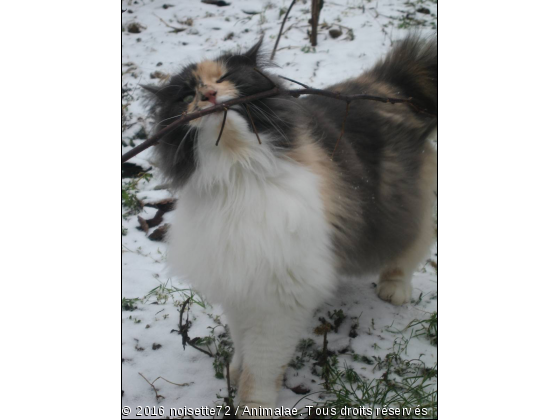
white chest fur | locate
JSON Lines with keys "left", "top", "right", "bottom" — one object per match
{"left": 167, "top": 113, "right": 336, "bottom": 310}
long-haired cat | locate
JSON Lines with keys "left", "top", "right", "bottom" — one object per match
{"left": 143, "top": 35, "right": 437, "bottom": 416}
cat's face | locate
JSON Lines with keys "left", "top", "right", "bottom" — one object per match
{"left": 175, "top": 60, "right": 237, "bottom": 117}
{"left": 143, "top": 38, "right": 297, "bottom": 188}
{"left": 144, "top": 38, "right": 272, "bottom": 128}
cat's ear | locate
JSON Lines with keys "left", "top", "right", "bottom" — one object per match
{"left": 140, "top": 84, "right": 160, "bottom": 96}
{"left": 141, "top": 84, "right": 167, "bottom": 103}
{"left": 243, "top": 36, "right": 264, "bottom": 65}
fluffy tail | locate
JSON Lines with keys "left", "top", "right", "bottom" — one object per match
{"left": 372, "top": 35, "right": 437, "bottom": 116}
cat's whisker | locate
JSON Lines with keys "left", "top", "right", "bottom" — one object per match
{"left": 152, "top": 113, "right": 183, "bottom": 130}
{"left": 268, "top": 97, "right": 309, "bottom": 114}
{"left": 255, "top": 101, "right": 290, "bottom": 129}
{"left": 247, "top": 103, "right": 290, "bottom": 145}
{"left": 242, "top": 104, "right": 261, "bottom": 145}
{"left": 153, "top": 84, "right": 183, "bottom": 95}
{"left": 246, "top": 103, "right": 285, "bottom": 141}
{"left": 173, "top": 126, "right": 196, "bottom": 165}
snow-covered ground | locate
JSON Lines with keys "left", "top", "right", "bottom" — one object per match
{"left": 122, "top": 1, "right": 437, "bottom": 418}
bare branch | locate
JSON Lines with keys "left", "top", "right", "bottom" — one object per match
{"left": 138, "top": 372, "right": 165, "bottom": 401}
{"left": 177, "top": 298, "right": 214, "bottom": 357}
{"left": 310, "top": 0, "right": 321, "bottom": 47}
{"left": 215, "top": 108, "right": 228, "bottom": 146}
{"left": 225, "top": 362, "right": 235, "bottom": 414}
{"left": 252, "top": 67, "right": 276, "bottom": 88}
{"left": 122, "top": 85, "right": 434, "bottom": 164}
{"left": 270, "top": 0, "right": 297, "bottom": 61}
{"left": 138, "top": 372, "right": 191, "bottom": 403}
{"left": 278, "top": 75, "right": 310, "bottom": 89}
{"left": 121, "top": 87, "right": 280, "bottom": 163}
{"left": 243, "top": 105, "right": 262, "bottom": 144}
{"left": 153, "top": 13, "right": 187, "bottom": 33}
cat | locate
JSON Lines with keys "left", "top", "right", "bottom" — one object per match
{"left": 143, "top": 35, "right": 437, "bottom": 416}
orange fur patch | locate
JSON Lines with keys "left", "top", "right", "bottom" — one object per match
{"left": 187, "top": 60, "right": 238, "bottom": 114}
{"left": 380, "top": 268, "right": 405, "bottom": 281}
{"left": 286, "top": 130, "right": 361, "bottom": 268}
{"left": 239, "top": 368, "right": 255, "bottom": 402}
{"left": 194, "top": 60, "right": 225, "bottom": 82}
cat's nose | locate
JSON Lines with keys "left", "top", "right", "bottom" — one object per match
{"left": 201, "top": 90, "right": 217, "bottom": 104}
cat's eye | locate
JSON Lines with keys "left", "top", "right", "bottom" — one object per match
{"left": 183, "top": 95, "right": 194, "bottom": 103}
{"left": 216, "top": 68, "right": 238, "bottom": 83}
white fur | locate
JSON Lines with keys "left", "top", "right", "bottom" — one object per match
{"left": 168, "top": 112, "right": 336, "bottom": 410}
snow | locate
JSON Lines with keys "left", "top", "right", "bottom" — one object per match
{"left": 122, "top": 0, "right": 437, "bottom": 418}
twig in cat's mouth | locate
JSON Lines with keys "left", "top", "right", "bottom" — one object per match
{"left": 253, "top": 67, "right": 276, "bottom": 89}
{"left": 215, "top": 108, "right": 229, "bottom": 146}
{"left": 278, "top": 75, "right": 310, "bottom": 89}
{"left": 243, "top": 104, "right": 262, "bottom": 145}
{"left": 122, "top": 83, "right": 434, "bottom": 163}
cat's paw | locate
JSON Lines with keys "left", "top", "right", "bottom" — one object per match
{"left": 377, "top": 280, "right": 412, "bottom": 305}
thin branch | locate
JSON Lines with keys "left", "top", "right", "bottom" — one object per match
{"left": 153, "top": 13, "right": 187, "bottom": 33}
{"left": 252, "top": 67, "right": 276, "bottom": 88}
{"left": 270, "top": 0, "right": 297, "bottom": 61}
{"left": 225, "top": 362, "right": 235, "bottom": 415}
{"left": 243, "top": 105, "right": 262, "bottom": 144}
{"left": 138, "top": 373, "right": 191, "bottom": 403}
{"left": 276, "top": 45, "right": 301, "bottom": 52}
{"left": 187, "top": 340, "right": 214, "bottom": 358}
{"left": 278, "top": 75, "right": 310, "bottom": 88}
{"left": 322, "top": 328, "right": 330, "bottom": 390}
{"left": 178, "top": 298, "right": 188, "bottom": 331}
{"left": 121, "top": 87, "right": 280, "bottom": 162}
{"left": 310, "top": 0, "right": 321, "bottom": 47}
{"left": 122, "top": 83, "right": 434, "bottom": 163}
{"left": 331, "top": 101, "right": 350, "bottom": 160}
{"left": 138, "top": 372, "right": 165, "bottom": 401}
{"left": 178, "top": 298, "right": 214, "bottom": 357}
{"left": 289, "top": 87, "right": 414, "bottom": 105}
{"left": 215, "top": 108, "right": 228, "bottom": 146}
{"left": 153, "top": 376, "right": 191, "bottom": 387}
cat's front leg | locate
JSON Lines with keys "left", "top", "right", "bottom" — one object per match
{"left": 232, "top": 304, "right": 310, "bottom": 418}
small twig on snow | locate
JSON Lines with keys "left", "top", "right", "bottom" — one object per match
{"left": 138, "top": 372, "right": 164, "bottom": 401}
{"left": 178, "top": 298, "right": 214, "bottom": 357}
{"left": 225, "top": 362, "right": 236, "bottom": 416}
{"left": 153, "top": 13, "right": 187, "bottom": 32}
{"left": 138, "top": 373, "right": 192, "bottom": 403}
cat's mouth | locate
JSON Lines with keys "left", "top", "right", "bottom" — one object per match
{"left": 197, "top": 93, "right": 235, "bottom": 110}
{"left": 200, "top": 91, "right": 217, "bottom": 105}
